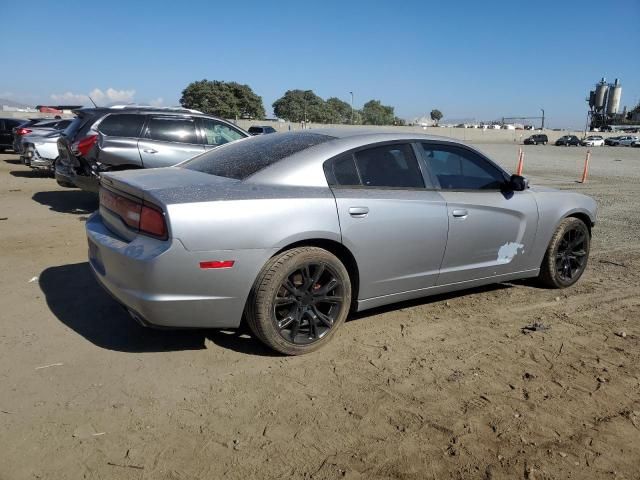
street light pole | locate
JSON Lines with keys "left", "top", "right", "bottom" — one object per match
{"left": 540, "top": 108, "right": 545, "bottom": 130}
{"left": 349, "top": 91, "right": 354, "bottom": 125}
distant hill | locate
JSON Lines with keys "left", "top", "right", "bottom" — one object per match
{"left": 0, "top": 98, "right": 33, "bottom": 109}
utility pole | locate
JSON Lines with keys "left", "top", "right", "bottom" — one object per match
{"left": 350, "top": 91, "right": 354, "bottom": 124}
{"left": 540, "top": 108, "right": 545, "bottom": 130}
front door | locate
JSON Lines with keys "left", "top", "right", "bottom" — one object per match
{"left": 138, "top": 115, "right": 204, "bottom": 168}
{"left": 327, "top": 142, "right": 449, "bottom": 300}
{"left": 418, "top": 142, "right": 539, "bottom": 285}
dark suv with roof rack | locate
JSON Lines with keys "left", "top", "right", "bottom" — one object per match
{"left": 55, "top": 106, "right": 249, "bottom": 192}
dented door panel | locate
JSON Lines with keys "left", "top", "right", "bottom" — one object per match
{"left": 437, "top": 190, "right": 539, "bottom": 285}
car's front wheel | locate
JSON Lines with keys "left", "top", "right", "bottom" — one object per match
{"left": 246, "top": 247, "right": 352, "bottom": 355}
{"left": 539, "top": 217, "right": 590, "bottom": 288}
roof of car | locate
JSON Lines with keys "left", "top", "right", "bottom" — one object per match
{"left": 71, "top": 105, "right": 206, "bottom": 116}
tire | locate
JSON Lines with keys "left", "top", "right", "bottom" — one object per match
{"left": 246, "top": 247, "right": 352, "bottom": 355}
{"left": 538, "top": 217, "right": 590, "bottom": 288}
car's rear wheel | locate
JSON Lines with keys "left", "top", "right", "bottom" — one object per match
{"left": 246, "top": 247, "right": 351, "bottom": 355}
{"left": 539, "top": 217, "right": 590, "bottom": 288}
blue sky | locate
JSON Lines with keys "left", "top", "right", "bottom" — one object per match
{"left": 1, "top": 0, "right": 638, "bottom": 128}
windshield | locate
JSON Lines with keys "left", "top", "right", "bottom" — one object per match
{"left": 181, "top": 132, "right": 335, "bottom": 180}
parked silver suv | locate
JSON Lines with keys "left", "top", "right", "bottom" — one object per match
{"left": 55, "top": 106, "right": 249, "bottom": 191}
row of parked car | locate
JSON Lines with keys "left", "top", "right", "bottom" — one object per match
{"left": 0, "top": 107, "right": 281, "bottom": 192}
{"left": 523, "top": 133, "right": 640, "bottom": 147}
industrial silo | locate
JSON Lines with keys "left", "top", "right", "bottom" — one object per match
{"left": 594, "top": 78, "right": 608, "bottom": 111}
{"left": 606, "top": 78, "right": 622, "bottom": 115}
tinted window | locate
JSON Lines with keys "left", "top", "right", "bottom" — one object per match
{"left": 248, "top": 126, "right": 263, "bottom": 134}
{"left": 63, "top": 116, "right": 88, "bottom": 139}
{"left": 182, "top": 132, "right": 335, "bottom": 180}
{"left": 421, "top": 143, "right": 506, "bottom": 190}
{"left": 354, "top": 143, "right": 424, "bottom": 188}
{"left": 201, "top": 118, "right": 245, "bottom": 146}
{"left": 98, "top": 114, "right": 144, "bottom": 137}
{"left": 145, "top": 117, "right": 198, "bottom": 144}
{"left": 326, "top": 153, "right": 360, "bottom": 186}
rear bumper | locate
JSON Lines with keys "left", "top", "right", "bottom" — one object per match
{"left": 55, "top": 161, "right": 99, "bottom": 191}
{"left": 85, "top": 212, "right": 276, "bottom": 329}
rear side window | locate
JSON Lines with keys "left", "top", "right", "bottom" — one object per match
{"left": 98, "top": 114, "right": 144, "bottom": 137}
{"left": 248, "top": 126, "right": 263, "bottom": 134}
{"left": 182, "top": 132, "right": 335, "bottom": 180}
{"left": 145, "top": 116, "right": 198, "bottom": 144}
{"left": 354, "top": 143, "right": 424, "bottom": 188}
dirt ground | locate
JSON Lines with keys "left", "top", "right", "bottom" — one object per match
{"left": 1, "top": 144, "right": 639, "bottom": 480}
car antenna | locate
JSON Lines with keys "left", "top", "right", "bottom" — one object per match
{"left": 88, "top": 96, "right": 98, "bottom": 108}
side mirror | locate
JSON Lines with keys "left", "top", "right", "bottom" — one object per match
{"left": 507, "top": 174, "right": 528, "bottom": 191}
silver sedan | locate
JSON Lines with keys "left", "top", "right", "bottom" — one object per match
{"left": 86, "top": 130, "right": 597, "bottom": 354}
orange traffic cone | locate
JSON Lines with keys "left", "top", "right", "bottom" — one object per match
{"left": 579, "top": 149, "right": 591, "bottom": 183}
{"left": 516, "top": 148, "right": 524, "bottom": 176}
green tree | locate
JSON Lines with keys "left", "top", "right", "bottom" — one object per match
{"left": 362, "top": 99, "right": 395, "bottom": 125}
{"left": 272, "top": 90, "right": 328, "bottom": 123}
{"left": 430, "top": 109, "right": 443, "bottom": 125}
{"left": 325, "top": 97, "right": 353, "bottom": 124}
{"left": 180, "top": 80, "right": 265, "bottom": 119}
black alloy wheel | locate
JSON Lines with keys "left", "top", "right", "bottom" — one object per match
{"left": 273, "top": 262, "right": 344, "bottom": 345}
{"left": 555, "top": 227, "right": 588, "bottom": 282}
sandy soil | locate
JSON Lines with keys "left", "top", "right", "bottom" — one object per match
{"left": 0, "top": 144, "right": 639, "bottom": 479}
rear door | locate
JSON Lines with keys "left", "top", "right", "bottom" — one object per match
{"left": 198, "top": 117, "right": 246, "bottom": 151}
{"left": 327, "top": 142, "right": 449, "bottom": 300}
{"left": 418, "top": 142, "right": 539, "bottom": 285}
{"left": 96, "top": 113, "right": 146, "bottom": 168}
{"left": 138, "top": 115, "right": 204, "bottom": 168}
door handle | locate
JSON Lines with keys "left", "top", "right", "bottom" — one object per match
{"left": 143, "top": 148, "right": 158, "bottom": 154}
{"left": 452, "top": 209, "right": 468, "bottom": 218}
{"left": 349, "top": 206, "right": 369, "bottom": 218}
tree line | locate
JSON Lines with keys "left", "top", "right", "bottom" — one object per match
{"left": 180, "top": 80, "right": 406, "bottom": 126}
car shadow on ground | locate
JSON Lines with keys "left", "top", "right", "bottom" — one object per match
{"left": 10, "top": 170, "right": 52, "bottom": 178}
{"left": 32, "top": 190, "right": 98, "bottom": 215}
{"left": 39, "top": 262, "right": 278, "bottom": 356}
{"left": 3, "top": 158, "right": 23, "bottom": 165}
{"left": 348, "top": 282, "right": 517, "bottom": 323}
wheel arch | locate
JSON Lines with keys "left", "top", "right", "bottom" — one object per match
{"left": 563, "top": 210, "right": 594, "bottom": 234}
{"left": 274, "top": 238, "right": 360, "bottom": 311}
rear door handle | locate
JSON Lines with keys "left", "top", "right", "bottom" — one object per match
{"left": 452, "top": 209, "right": 468, "bottom": 218}
{"left": 143, "top": 148, "right": 158, "bottom": 154}
{"left": 349, "top": 206, "right": 369, "bottom": 218}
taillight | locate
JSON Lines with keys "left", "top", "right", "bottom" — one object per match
{"left": 17, "top": 128, "right": 32, "bottom": 136}
{"left": 99, "top": 188, "right": 167, "bottom": 239}
{"left": 140, "top": 205, "right": 167, "bottom": 238}
{"left": 72, "top": 134, "right": 98, "bottom": 157}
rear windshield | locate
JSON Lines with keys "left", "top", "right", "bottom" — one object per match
{"left": 181, "top": 132, "right": 335, "bottom": 180}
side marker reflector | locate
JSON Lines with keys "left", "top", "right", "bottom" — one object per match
{"left": 200, "top": 260, "right": 235, "bottom": 269}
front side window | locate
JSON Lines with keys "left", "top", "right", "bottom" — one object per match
{"left": 353, "top": 143, "right": 424, "bottom": 188}
{"left": 201, "top": 118, "right": 245, "bottom": 146}
{"left": 420, "top": 143, "right": 506, "bottom": 190}
{"left": 145, "top": 116, "right": 198, "bottom": 144}
{"left": 98, "top": 114, "right": 144, "bottom": 137}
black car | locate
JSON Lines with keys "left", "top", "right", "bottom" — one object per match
{"left": 55, "top": 106, "right": 249, "bottom": 192}
{"left": 604, "top": 136, "right": 623, "bottom": 146}
{"left": 523, "top": 134, "right": 548, "bottom": 145}
{"left": 248, "top": 125, "right": 277, "bottom": 135}
{"left": 0, "top": 118, "right": 26, "bottom": 152}
{"left": 555, "top": 135, "right": 581, "bottom": 146}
